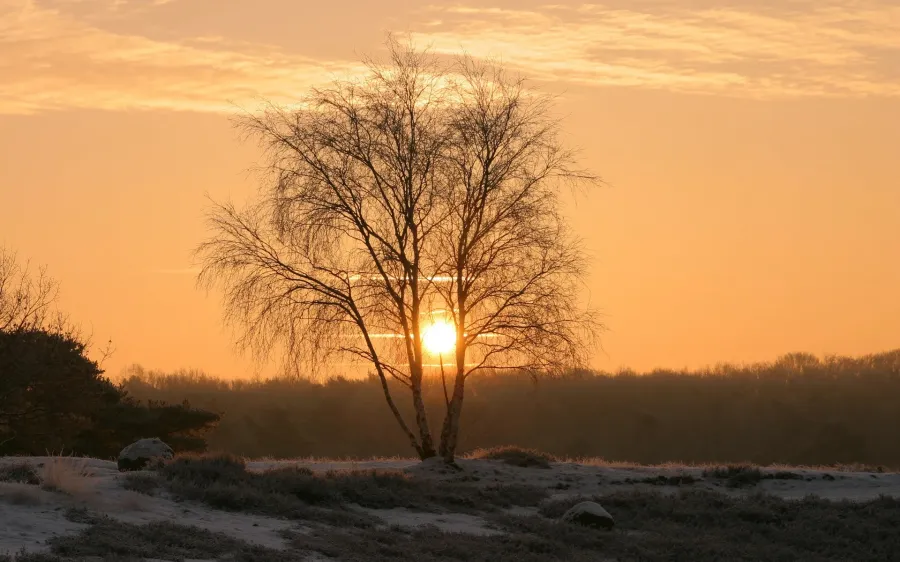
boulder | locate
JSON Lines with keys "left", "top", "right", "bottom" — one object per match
{"left": 117, "top": 438, "right": 174, "bottom": 472}
{"left": 561, "top": 501, "right": 615, "bottom": 530}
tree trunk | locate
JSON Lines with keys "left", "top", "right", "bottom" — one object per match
{"left": 360, "top": 329, "right": 426, "bottom": 459}
{"left": 438, "top": 371, "right": 466, "bottom": 462}
{"left": 375, "top": 366, "right": 426, "bottom": 459}
{"left": 439, "top": 292, "right": 467, "bottom": 463}
{"left": 410, "top": 364, "right": 436, "bottom": 459}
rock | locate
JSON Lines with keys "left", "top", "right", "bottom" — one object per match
{"left": 117, "top": 438, "right": 174, "bottom": 472}
{"left": 561, "top": 501, "right": 615, "bottom": 530}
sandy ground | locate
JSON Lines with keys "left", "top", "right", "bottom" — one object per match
{"left": 3, "top": 455, "right": 899, "bottom": 558}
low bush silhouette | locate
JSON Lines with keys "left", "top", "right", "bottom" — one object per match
{"left": 468, "top": 446, "right": 557, "bottom": 469}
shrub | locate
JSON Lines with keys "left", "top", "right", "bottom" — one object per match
{"left": 467, "top": 446, "right": 556, "bottom": 469}
{"left": 0, "top": 462, "right": 39, "bottom": 485}
{"left": 122, "top": 472, "right": 161, "bottom": 496}
{"left": 702, "top": 464, "right": 765, "bottom": 488}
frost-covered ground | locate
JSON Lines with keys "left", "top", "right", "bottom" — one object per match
{"left": 249, "top": 456, "right": 900, "bottom": 502}
{"left": 2, "top": 454, "right": 899, "bottom": 561}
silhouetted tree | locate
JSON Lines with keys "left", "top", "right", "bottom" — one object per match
{"left": 0, "top": 329, "right": 221, "bottom": 457}
{"left": 195, "top": 39, "right": 600, "bottom": 462}
{"left": 0, "top": 329, "right": 115, "bottom": 452}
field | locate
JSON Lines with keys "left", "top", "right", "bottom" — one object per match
{"left": 2, "top": 449, "right": 900, "bottom": 561}
{"left": 4, "top": 349, "right": 898, "bottom": 560}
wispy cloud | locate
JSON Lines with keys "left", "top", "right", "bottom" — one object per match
{"left": 407, "top": 2, "right": 900, "bottom": 98}
{"left": 1, "top": 0, "right": 898, "bottom": 115}
{"left": 0, "top": 0, "right": 364, "bottom": 114}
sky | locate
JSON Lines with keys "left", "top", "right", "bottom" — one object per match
{"left": 1, "top": 0, "right": 898, "bottom": 378}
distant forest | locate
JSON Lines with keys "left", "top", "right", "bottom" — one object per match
{"left": 118, "top": 349, "right": 900, "bottom": 469}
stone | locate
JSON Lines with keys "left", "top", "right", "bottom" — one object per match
{"left": 561, "top": 501, "right": 615, "bottom": 530}
{"left": 117, "top": 438, "right": 174, "bottom": 472}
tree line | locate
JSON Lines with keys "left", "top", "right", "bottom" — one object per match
{"left": 119, "top": 349, "right": 900, "bottom": 468}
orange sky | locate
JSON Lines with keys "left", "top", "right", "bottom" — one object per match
{"left": 1, "top": 0, "right": 898, "bottom": 378}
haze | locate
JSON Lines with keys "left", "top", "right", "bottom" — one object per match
{"left": 1, "top": 0, "right": 898, "bottom": 378}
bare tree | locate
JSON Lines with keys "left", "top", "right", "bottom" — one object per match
{"left": 196, "top": 39, "right": 600, "bottom": 462}
{"left": 430, "top": 59, "right": 601, "bottom": 461}
{"left": 0, "top": 245, "right": 66, "bottom": 333}
{"left": 0, "top": 246, "right": 114, "bottom": 360}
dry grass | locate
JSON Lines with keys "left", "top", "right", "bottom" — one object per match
{"left": 38, "top": 454, "right": 95, "bottom": 497}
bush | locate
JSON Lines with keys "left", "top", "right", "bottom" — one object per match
{"left": 467, "top": 446, "right": 556, "bottom": 469}
{"left": 0, "top": 462, "right": 40, "bottom": 485}
{"left": 702, "top": 464, "right": 765, "bottom": 488}
{"left": 122, "top": 472, "right": 161, "bottom": 496}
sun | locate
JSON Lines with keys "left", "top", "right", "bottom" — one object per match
{"left": 422, "top": 320, "right": 456, "bottom": 355}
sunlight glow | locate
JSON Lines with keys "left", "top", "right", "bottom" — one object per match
{"left": 422, "top": 320, "right": 456, "bottom": 355}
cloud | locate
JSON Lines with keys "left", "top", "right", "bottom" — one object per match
{"left": 1, "top": 0, "right": 898, "bottom": 115}
{"left": 406, "top": 2, "right": 900, "bottom": 98}
{"left": 0, "top": 0, "right": 365, "bottom": 114}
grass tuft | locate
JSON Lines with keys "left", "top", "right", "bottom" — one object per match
{"left": 0, "top": 462, "right": 40, "bottom": 485}
{"left": 38, "top": 454, "right": 94, "bottom": 496}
